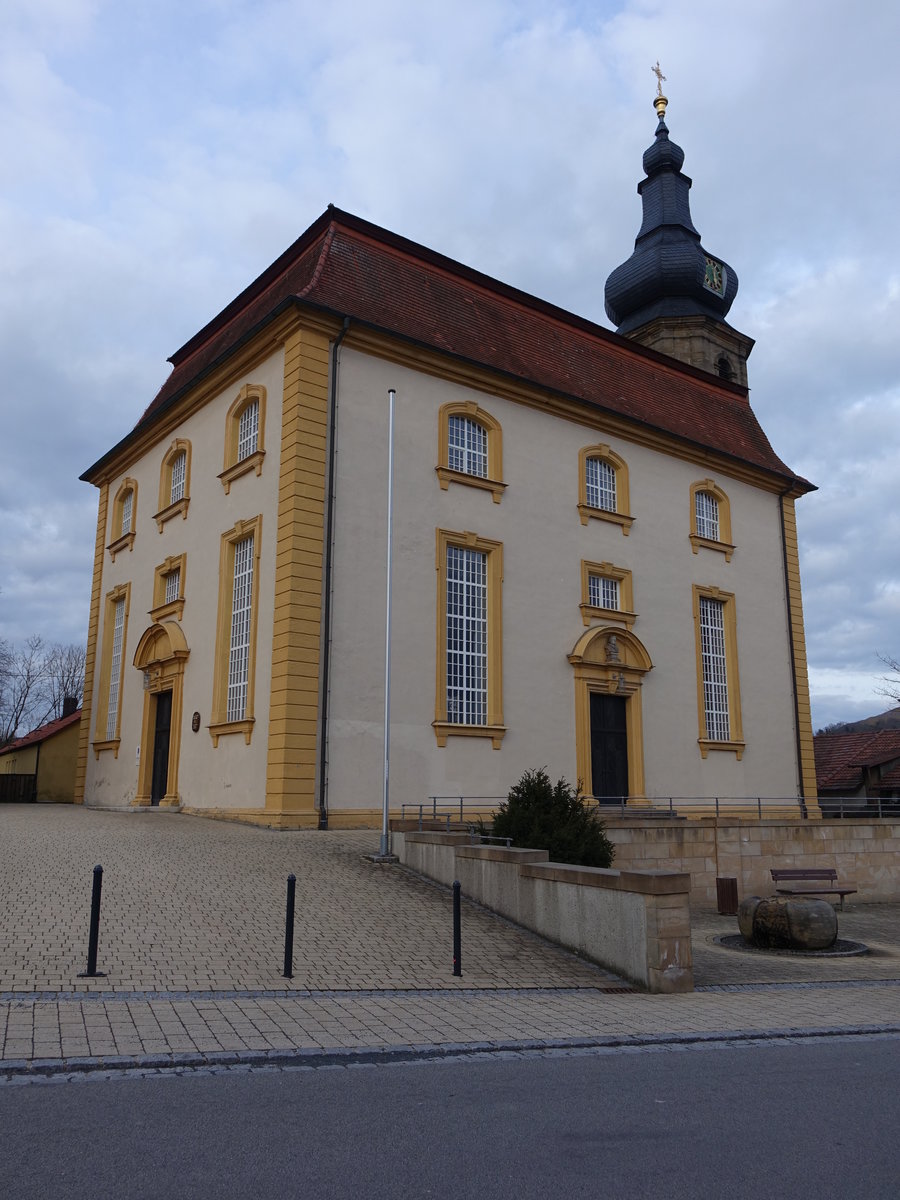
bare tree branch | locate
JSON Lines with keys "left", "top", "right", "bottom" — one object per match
{"left": 0, "top": 637, "right": 86, "bottom": 745}
{"left": 876, "top": 652, "right": 900, "bottom": 705}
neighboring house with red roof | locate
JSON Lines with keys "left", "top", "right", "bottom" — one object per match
{"left": 0, "top": 706, "right": 82, "bottom": 804}
{"left": 75, "top": 94, "right": 818, "bottom": 827}
{"left": 814, "top": 731, "right": 900, "bottom": 815}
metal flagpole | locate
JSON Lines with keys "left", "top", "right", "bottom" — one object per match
{"left": 380, "top": 388, "right": 396, "bottom": 857}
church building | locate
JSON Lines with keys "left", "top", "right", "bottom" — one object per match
{"left": 76, "top": 90, "right": 818, "bottom": 827}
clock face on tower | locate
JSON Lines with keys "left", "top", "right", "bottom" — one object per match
{"left": 703, "top": 256, "right": 726, "bottom": 297}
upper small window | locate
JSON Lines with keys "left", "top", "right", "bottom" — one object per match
{"left": 108, "top": 478, "right": 139, "bottom": 561}
{"left": 220, "top": 384, "right": 267, "bottom": 494}
{"left": 577, "top": 444, "right": 633, "bottom": 535}
{"left": 436, "top": 401, "right": 505, "bottom": 503}
{"left": 156, "top": 439, "right": 192, "bottom": 530}
{"left": 579, "top": 560, "right": 636, "bottom": 627}
{"left": 150, "top": 553, "right": 186, "bottom": 622}
{"left": 689, "top": 479, "right": 734, "bottom": 561}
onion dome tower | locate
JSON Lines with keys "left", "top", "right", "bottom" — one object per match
{"left": 604, "top": 73, "right": 753, "bottom": 386}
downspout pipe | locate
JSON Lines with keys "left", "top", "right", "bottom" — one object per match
{"left": 779, "top": 486, "right": 808, "bottom": 818}
{"left": 316, "top": 317, "right": 351, "bottom": 829}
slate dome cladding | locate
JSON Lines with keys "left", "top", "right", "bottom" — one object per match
{"left": 604, "top": 110, "right": 738, "bottom": 334}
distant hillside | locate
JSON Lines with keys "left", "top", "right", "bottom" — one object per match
{"left": 816, "top": 707, "right": 900, "bottom": 736}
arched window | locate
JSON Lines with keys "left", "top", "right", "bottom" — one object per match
{"left": 108, "top": 478, "right": 138, "bottom": 560}
{"left": 577, "top": 444, "right": 633, "bottom": 534}
{"left": 156, "top": 439, "right": 192, "bottom": 529}
{"left": 689, "top": 479, "right": 734, "bottom": 560}
{"left": 220, "top": 384, "right": 267, "bottom": 493}
{"left": 716, "top": 356, "right": 735, "bottom": 382}
{"left": 436, "top": 400, "right": 505, "bottom": 502}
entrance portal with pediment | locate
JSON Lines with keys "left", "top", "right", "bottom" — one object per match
{"left": 132, "top": 621, "right": 190, "bottom": 808}
{"left": 568, "top": 626, "right": 653, "bottom": 805}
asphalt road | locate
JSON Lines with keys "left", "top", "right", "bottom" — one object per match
{"left": 3, "top": 1034, "right": 898, "bottom": 1199}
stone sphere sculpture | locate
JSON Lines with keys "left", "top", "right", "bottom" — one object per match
{"left": 738, "top": 895, "right": 837, "bottom": 951}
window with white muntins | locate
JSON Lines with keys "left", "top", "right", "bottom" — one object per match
{"left": 169, "top": 451, "right": 186, "bottom": 504}
{"left": 585, "top": 457, "right": 617, "bottom": 512}
{"left": 106, "top": 597, "right": 126, "bottom": 739}
{"left": 446, "top": 544, "right": 487, "bottom": 726}
{"left": 237, "top": 399, "right": 259, "bottom": 462}
{"left": 447, "top": 415, "right": 488, "bottom": 479}
{"left": 695, "top": 490, "right": 719, "bottom": 541}
{"left": 226, "top": 535, "right": 254, "bottom": 722}
{"left": 588, "top": 574, "right": 619, "bottom": 611}
{"left": 699, "top": 595, "right": 729, "bottom": 740}
{"left": 121, "top": 490, "right": 133, "bottom": 536}
{"left": 164, "top": 568, "right": 181, "bottom": 605}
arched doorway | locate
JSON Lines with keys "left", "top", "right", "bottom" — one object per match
{"left": 568, "top": 626, "right": 653, "bottom": 804}
{"left": 132, "top": 621, "right": 190, "bottom": 807}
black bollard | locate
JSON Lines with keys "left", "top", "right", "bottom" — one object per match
{"left": 452, "top": 880, "right": 462, "bottom": 977}
{"left": 78, "top": 864, "right": 107, "bottom": 978}
{"left": 283, "top": 873, "right": 296, "bottom": 979}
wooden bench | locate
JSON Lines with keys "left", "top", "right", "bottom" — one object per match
{"left": 770, "top": 868, "right": 857, "bottom": 910}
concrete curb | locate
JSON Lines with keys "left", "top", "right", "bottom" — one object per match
{"left": 4, "top": 1024, "right": 900, "bottom": 1081}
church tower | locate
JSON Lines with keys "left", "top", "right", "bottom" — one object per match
{"left": 604, "top": 74, "right": 753, "bottom": 387}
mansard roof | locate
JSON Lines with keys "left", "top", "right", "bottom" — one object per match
{"left": 83, "top": 206, "right": 811, "bottom": 492}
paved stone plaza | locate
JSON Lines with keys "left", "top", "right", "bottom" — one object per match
{"left": 1, "top": 805, "right": 899, "bottom": 1075}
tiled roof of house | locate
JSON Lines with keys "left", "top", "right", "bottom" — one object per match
{"left": 0, "top": 708, "right": 81, "bottom": 755}
{"left": 814, "top": 729, "right": 900, "bottom": 790}
{"left": 83, "top": 207, "right": 812, "bottom": 491}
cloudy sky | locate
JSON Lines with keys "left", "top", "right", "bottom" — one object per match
{"left": 1, "top": 0, "right": 898, "bottom": 730}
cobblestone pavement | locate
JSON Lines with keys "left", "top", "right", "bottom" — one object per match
{"left": 2, "top": 804, "right": 899, "bottom": 1075}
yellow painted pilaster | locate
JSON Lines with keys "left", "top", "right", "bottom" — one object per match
{"left": 265, "top": 326, "right": 331, "bottom": 825}
{"left": 782, "top": 496, "right": 820, "bottom": 813}
{"left": 74, "top": 483, "right": 109, "bottom": 804}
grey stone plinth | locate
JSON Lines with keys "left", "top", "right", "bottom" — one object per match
{"left": 738, "top": 895, "right": 837, "bottom": 950}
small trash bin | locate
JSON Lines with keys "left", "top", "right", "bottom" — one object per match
{"left": 716, "top": 876, "right": 739, "bottom": 915}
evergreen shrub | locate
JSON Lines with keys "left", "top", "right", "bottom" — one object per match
{"left": 491, "top": 767, "right": 614, "bottom": 868}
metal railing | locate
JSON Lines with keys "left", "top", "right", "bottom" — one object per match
{"left": 399, "top": 794, "right": 900, "bottom": 827}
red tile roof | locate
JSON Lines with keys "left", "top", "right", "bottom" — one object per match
{"left": 0, "top": 708, "right": 81, "bottom": 755}
{"left": 83, "top": 207, "right": 813, "bottom": 491}
{"left": 814, "top": 730, "right": 900, "bottom": 790}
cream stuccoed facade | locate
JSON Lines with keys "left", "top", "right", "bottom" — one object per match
{"left": 77, "top": 205, "right": 817, "bottom": 828}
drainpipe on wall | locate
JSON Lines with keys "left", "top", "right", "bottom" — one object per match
{"left": 316, "top": 317, "right": 351, "bottom": 829}
{"left": 779, "top": 487, "right": 808, "bottom": 818}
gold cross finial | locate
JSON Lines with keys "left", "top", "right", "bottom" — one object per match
{"left": 651, "top": 61, "right": 668, "bottom": 118}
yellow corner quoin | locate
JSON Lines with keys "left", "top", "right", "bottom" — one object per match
{"left": 264, "top": 326, "right": 331, "bottom": 822}
{"left": 74, "top": 482, "right": 109, "bottom": 803}
{"left": 781, "top": 496, "right": 820, "bottom": 810}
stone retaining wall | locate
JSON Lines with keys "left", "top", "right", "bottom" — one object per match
{"left": 604, "top": 817, "right": 900, "bottom": 907}
{"left": 394, "top": 831, "right": 693, "bottom": 994}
